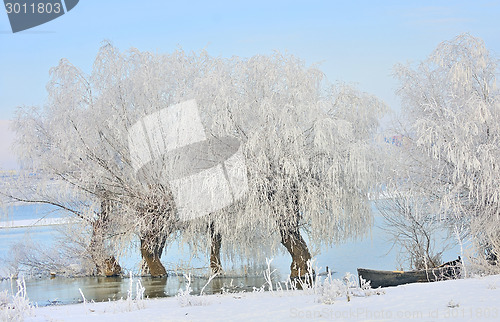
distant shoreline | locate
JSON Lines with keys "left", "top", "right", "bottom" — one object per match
{"left": 0, "top": 217, "right": 76, "bottom": 229}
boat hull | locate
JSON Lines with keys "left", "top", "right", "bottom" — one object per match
{"left": 357, "top": 266, "right": 460, "bottom": 288}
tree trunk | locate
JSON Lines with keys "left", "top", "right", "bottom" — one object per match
{"left": 100, "top": 256, "right": 122, "bottom": 277}
{"left": 89, "top": 200, "right": 121, "bottom": 277}
{"left": 140, "top": 231, "right": 167, "bottom": 277}
{"left": 210, "top": 223, "right": 222, "bottom": 275}
{"left": 89, "top": 231, "right": 122, "bottom": 276}
{"left": 138, "top": 192, "right": 176, "bottom": 277}
{"left": 278, "top": 187, "right": 314, "bottom": 279}
{"left": 280, "top": 227, "right": 313, "bottom": 278}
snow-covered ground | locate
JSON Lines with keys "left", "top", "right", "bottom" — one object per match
{"left": 19, "top": 274, "right": 500, "bottom": 321}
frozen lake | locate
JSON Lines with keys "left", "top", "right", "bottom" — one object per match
{"left": 0, "top": 203, "right": 461, "bottom": 306}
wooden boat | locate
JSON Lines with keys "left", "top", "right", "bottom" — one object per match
{"left": 357, "top": 258, "right": 461, "bottom": 288}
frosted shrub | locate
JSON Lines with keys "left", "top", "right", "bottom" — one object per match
{"left": 123, "top": 272, "right": 146, "bottom": 311}
{"left": 315, "top": 272, "right": 384, "bottom": 304}
{"left": 358, "top": 276, "right": 384, "bottom": 296}
{"left": 315, "top": 274, "right": 346, "bottom": 304}
{"left": 0, "top": 278, "right": 34, "bottom": 322}
{"left": 257, "top": 258, "right": 383, "bottom": 303}
{"left": 177, "top": 274, "right": 193, "bottom": 307}
{"left": 259, "top": 258, "right": 316, "bottom": 294}
{"left": 263, "top": 258, "right": 277, "bottom": 292}
{"left": 95, "top": 272, "right": 146, "bottom": 313}
{"left": 295, "top": 259, "right": 318, "bottom": 292}
{"left": 177, "top": 274, "right": 211, "bottom": 307}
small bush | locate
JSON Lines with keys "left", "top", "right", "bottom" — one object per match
{"left": 0, "top": 277, "right": 34, "bottom": 322}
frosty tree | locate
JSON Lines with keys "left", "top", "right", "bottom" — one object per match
{"left": 178, "top": 53, "right": 387, "bottom": 277}
{"left": 9, "top": 47, "right": 182, "bottom": 276}
{"left": 8, "top": 44, "right": 387, "bottom": 278}
{"left": 392, "top": 34, "right": 500, "bottom": 272}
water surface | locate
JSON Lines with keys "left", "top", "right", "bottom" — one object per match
{"left": 0, "top": 204, "right": 461, "bottom": 306}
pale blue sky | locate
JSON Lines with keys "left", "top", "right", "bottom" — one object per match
{"left": 1, "top": 0, "right": 499, "bottom": 168}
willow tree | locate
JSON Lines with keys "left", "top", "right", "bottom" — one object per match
{"left": 169, "top": 53, "right": 387, "bottom": 277}
{"left": 8, "top": 59, "right": 131, "bottom": 276}
{"left": 393, "top": 34, "right": 500, "bottom": 272}
{"left": 9, "top": 46, "right": 182, "bottom": 277}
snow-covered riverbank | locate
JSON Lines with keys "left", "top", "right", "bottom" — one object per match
{"left": 19, "top": 274, "right": 500, "bottom": 321}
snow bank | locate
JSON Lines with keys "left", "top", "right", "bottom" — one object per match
{"left": 23, "top": 274, "right": 500, "bottom": 321}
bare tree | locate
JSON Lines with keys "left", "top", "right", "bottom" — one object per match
{"left": 377, "top": 192, "right": 453, "bottom": 270}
